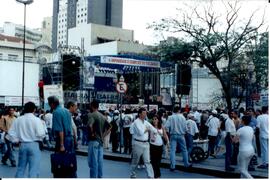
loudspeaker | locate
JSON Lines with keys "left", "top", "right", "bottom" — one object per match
{"left": 176, "top": 64, "right": 191, "bottom": 95}
{"left": 43, "top": 66, "right": 52, "bottom": 85}
{"left": 62, "top": 54, "right": 81, "bottom": 90}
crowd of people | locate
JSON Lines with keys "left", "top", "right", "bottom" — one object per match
{"left": 0, "top": 97, "right": 268, "bottom": 178}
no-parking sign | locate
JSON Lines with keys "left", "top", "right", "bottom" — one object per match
{"left": 116, "top": 82, "right": 127, "bottom": 93}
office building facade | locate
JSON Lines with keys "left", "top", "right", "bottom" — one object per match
{"left": 1, "top": 22, "right": 42, "bottom": 43}
{"left": 52, "top": 0, "right": 123, "bottom": 52}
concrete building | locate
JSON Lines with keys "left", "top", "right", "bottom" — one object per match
{"left": 52, "top": 0, "right": 123, "bottom": 52}
{"left": 191, "top": 68, "right": 223, "bottom": 109}
{"left": 0, "top": 34, "right": 40, "bottom": 107}
{"left": 40, "top": 17, "right": 52, "bottom": 47}
{"left": 1, "top": 22, "right": 42, "bottom": 43}
{"left": 68, "top": 23, "right": 147, "bottom": 56}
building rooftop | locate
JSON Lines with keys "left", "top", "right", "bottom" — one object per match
{"left": 0, "top": 34, "right": 32, "bottom": 44}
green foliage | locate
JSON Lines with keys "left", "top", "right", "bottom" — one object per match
{"left": 149, "top": 37, "right": 194, "bottom": 64}
{"left": 248, "top": 32, "right": 268, "bottom": 89}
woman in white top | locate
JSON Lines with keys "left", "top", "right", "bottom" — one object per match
{"left": 234, "top": 115, "right": 255, "bottom": 178}
{"left": 150, "top": 115, "right": 169, "bottom": 178}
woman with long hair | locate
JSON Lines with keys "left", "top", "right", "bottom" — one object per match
{"left": 150, "top": 114, "right": 169, "bottom": 178}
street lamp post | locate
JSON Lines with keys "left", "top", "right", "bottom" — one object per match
{"left": 16, "top": 0, "right": 33, "bottom": 107}
{"left": 119, "top": 75, "right": 125, "bottom": 154}
{"left": 145, "top": 83, "right": 152, "bottom": 111}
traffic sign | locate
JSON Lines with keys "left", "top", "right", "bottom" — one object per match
{"left": 116, "top": 82, "right": 127, "bottom": 93}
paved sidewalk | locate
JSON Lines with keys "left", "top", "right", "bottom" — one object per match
{"left": 72, "top": 144, "right": 268, "bottom": 178}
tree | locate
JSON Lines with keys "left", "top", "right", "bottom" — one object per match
{"left": 149, "top": 37, "right": 194, "bottom": 64}
{"left": 149, "top": 1, "right": 266, "bottom": 110}
{"left": 246, "top": 32, "right": 268, "bottom": 90}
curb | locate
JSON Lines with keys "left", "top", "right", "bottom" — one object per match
{"left": 44, "top": 147, "right": 267, "bottom": 178}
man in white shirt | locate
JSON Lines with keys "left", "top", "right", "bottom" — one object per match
{"left": 193, "top": 107, "right": 201, "bottom": 128}
{"left": 186, "top": 113, "right": 199, "bottom": 161}
{"left": 206, "top": 110, "right": 220, "bottom": 157}
{"left": 222, "top": 113, "right": 236, "bottom": 171}
{"left": 130, "top": 108, "right": 157, "bottom": 178}
{"left": 256, "top": 106, "right": 268, "bottom": 169}
{"left": 8, "top": 102, "right": 46, "bottom": 178}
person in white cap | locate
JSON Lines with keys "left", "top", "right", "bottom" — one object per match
{"left": 185, "top": 113, "right": 199, "bottom": 161}
{"left": 205, "top": 110, "right": 220, "bottom": 158}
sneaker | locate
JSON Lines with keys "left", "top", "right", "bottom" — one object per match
{"left": 11, "top": 163, "right": 16, "bottom": 167}
{"left": 137, "top": 165, "right": 141, "bottom": 169}
{"left": 141, "top": 165, "right": 146, "bottom": 169}
{"left": 170, "top": 168, "right": 175, "bottom": 172}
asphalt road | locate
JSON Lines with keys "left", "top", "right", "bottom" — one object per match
{"left": 0, "top": 149, "right": 216, "bottom": 178}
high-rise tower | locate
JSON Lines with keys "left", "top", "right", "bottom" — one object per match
{"left": 52, "top": 0, "right": 123, "bottom": 52}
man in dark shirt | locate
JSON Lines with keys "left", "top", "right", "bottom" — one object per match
{"left": 87, "top": 100, "right": 111, "bottom": 178}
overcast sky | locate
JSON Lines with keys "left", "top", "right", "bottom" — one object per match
{"left": 0, "top": 0, "right": 268, "bottom": 45}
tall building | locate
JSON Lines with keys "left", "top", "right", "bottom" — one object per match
{"left": 40, "top": 17, "right": 52, "bottom": 47}
{"left": 1, "top": 22, "right": 42, "bottom": 43}
{"left": 52, "top": 0, "right": 123, "bottom": 52}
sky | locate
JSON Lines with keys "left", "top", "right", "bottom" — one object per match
{"left": 0, "top": 0, "right": 268, "bottom": 45}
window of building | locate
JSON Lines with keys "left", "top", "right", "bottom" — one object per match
{"left": 25, "top": 56, "right": 33, "bottom": 61}
{"left": 81, "top": 19, "right": 83, "bottom": 23}
{"left": 8, "top": 54, "right": 18, "bottom": 61}
{"left": 42, "top": 21, "right": 46, "bottom": 28}
{"left": 0, "top": 53, "right": 3, "bottom": 60}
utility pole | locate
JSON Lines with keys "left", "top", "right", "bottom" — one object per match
{"left": 80, "top": 38, "right": 84, "bottom": 109}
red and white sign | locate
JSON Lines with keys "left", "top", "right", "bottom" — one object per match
{"left": 116, "top": 82, "right": 127, "bottom": 93}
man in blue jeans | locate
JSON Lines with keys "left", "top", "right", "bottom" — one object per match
{"left": 8, "top": 102, "right": 45, "bottom": 177}
{"left": 165, "top": 106, "right": 192, "bottom": 171}
{"left": 87, "top": 100, "right": 111, "bottom": 178}
{"left": 48, "top": 96, "right": 77, "bottom": 178}
{"left": 222, "top": 113, "right": 236, "bottom": 171}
